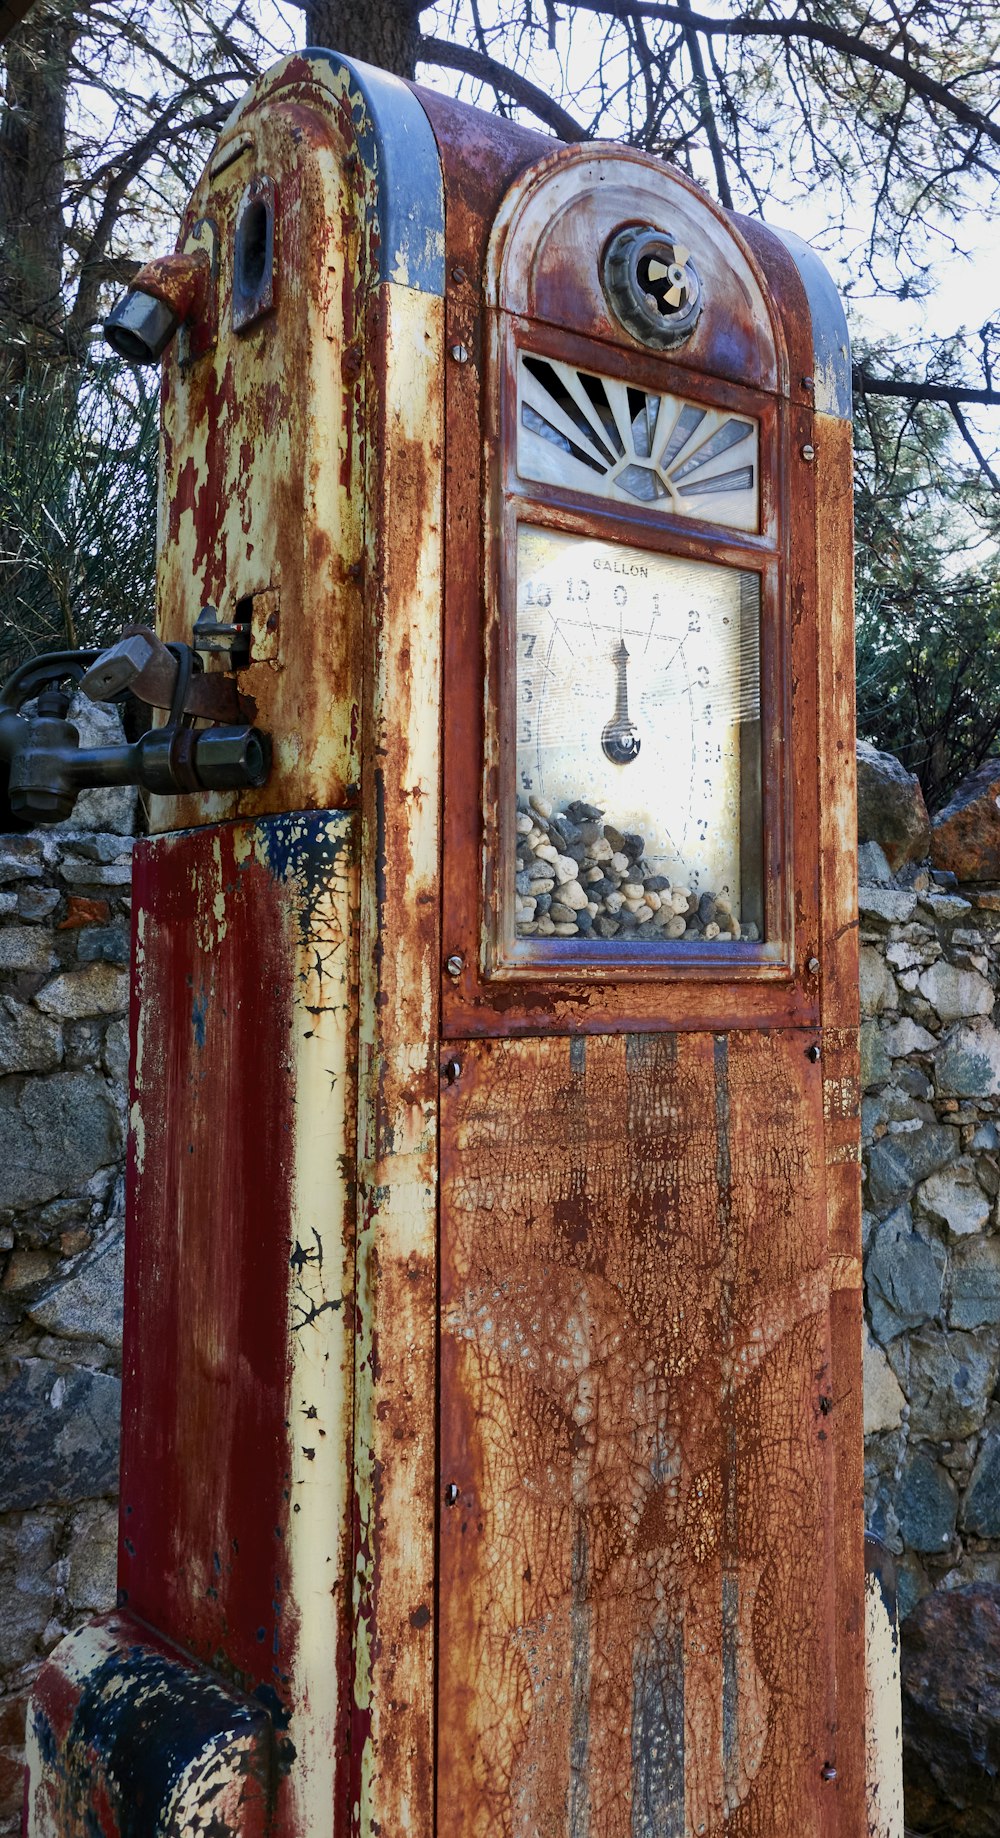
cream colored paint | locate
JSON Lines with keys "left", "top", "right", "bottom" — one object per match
{"left": 865, "top": 1566, "right": 904, "bottom": 1838}
{"left": 353, "top": 278, "right": 443, "bottom": 1838}
{"left": 272, "top": 814, "right": 359, "bottom": 1838}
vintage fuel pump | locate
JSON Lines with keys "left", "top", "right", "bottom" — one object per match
{"left": 20, "top": 45, "right": 893, "bottom": 1838}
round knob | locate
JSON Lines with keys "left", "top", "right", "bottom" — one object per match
{"left": 602, "top": 225, "right": 703, "bottom": 351}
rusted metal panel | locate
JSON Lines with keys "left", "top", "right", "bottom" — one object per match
{"left": 26, "top": 1612, "right": 273, "bottom": 1837}
{"left": 351, "top": 274, "right": 443, "bottom": 1838}
{"left": 150, "top": 55, "right": 398, "bottom": 832}
{"left": 123, "top": 811, "right": 358, "bottom": 1833}
{"left": 435, "top": 140, "right": 826, "bottom": 1037}
{"left": 439, "top": 1029, "right": 859, "bottom": 1837}
{"left": 486, "top": 147, "right": 784, "bottom": 396}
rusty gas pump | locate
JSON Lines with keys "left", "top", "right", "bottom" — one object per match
{"left": 20, "top": 47, "right": 896, "bottom": 1838}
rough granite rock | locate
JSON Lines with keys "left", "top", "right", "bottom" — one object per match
{"left": 896, "top": 1449, "right": 959, "bottom": 1553}
{"left": 935, "top": 1017, "right": 1000, "bottom": 1098}
{"left": 950, "top": 1237, "right": 1000, "bottom": 1330}
{"left": 881, "top": 1016, "right": 937, "bottom": 1057}
{"left": 865, "top": 1208, "right": 945, "bottom": 1341}
{"left": 858, "top": 840, "right": 895, "bottom": 886}
{"left": 857, "top": 739, "right": 932, "bottom": 870}
{"left": 917, "top": 1157, "right": 992, "bottom": 1237}
{"left": 0, "top": 1516, "right": 57, "bottom": 1670}
{"left": 0, "top": 1359, "right": 120, "bottom": 1511}
{"left": 26, "top": 1216, "right": 124, "bottom": 1349}
{"left": 899, "top": 1327, "right": 1000, "bottom": 1439}
{"left": 865, "top": 1121, "right": 959, "bottom": 1214}
{"left": 0, "top": 1071, "right": 121, "bottom": 1211}
{"left": 859, "top": 945, "right": 899, "bottom": 1017}
{"left": 65, "top": 1499, "right": 117, "bottom": 1614}
{"left": 34, "top": 963, "right": 129, "bottom": 1020}
{"left": 0, "top": 997, "right": 62, "bottom": 1076}
{"left": 918, "top": 959, "right": 994, "bottom": 1023}
{"left": 964, "top": 1430, "right": 1000, "bottom": 1538}
{"left": 902, "top": 1583, "right": 1000, "bottom": 1837}
{"left": 932, "top": 758, "right": 1000, "bottom": 884}
{"left": 863, "top": 1327, "right": 906, "bottom": 1434}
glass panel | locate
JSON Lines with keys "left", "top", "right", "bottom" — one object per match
{"left": 517, "top": 354, "right": 759, "bottom": 534}
{"left": 513, "top": 526, "right": 763, "bottom": 947}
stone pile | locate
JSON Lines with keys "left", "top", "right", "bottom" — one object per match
{"left": 515, "top": 795, "right": 754, "bottom": 942}
{"left": 0, "top": 696, "right": 133, "bottom": 1833}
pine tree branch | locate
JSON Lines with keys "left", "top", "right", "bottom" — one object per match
{"left": 563, "top": 2, "right": 1000, "bottom": 152}
{"left": 950, "top": 401, "right": 1000, "bottom": 493}
{"left": 853, "top": 367, "right": 1000, "bottom": 408}
{"left": 418, "top": 35, "right": 589, "bottom": 139}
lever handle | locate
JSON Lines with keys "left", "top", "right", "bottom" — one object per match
{"left": 79, "top": 627, "right": 251, "bottom": 725}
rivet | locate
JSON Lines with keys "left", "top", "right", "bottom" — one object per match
{"left": 807, "top": 956, "right": 820, "bottom": 975}
{"left": 443, "top": 1057, "right": 462, "bottom": 1085}
{"left": 444, "top": 1482, "right": 460, "bottom": 1507}
{"left": 821, "top": 1763, "right": 837, "bottom": 1783}
{"left": 446, "top": 953, "right": 464, "bottom": 977}
{"left": 451, "top": 265, "right": 468, "bottom": 284}
{"left": 801, "top": 442, "right": 816, "bottom": 462}
{"left": 806, "top": 1042, "right": 821, "bottom": 1063}
{"left": 449, "top": 343, "right": 469, "bottom": 364}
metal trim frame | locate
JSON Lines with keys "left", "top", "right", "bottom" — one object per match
{"left": 768, "top": 226, "right": 852, "bottom": 420}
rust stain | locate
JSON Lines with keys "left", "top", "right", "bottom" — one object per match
{"left": 438, "top": 1031, "right": 849, "bottom": 1837}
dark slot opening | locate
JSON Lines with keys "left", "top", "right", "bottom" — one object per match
{"left": 236, "top": 200, "right": 270, "bottom": 299}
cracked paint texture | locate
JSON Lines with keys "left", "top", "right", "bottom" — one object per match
{"left": 439, "top": 1030, "right": 845, "bottom": 1838}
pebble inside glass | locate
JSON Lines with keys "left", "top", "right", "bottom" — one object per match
{"left": 513, "top": 526, "right": 763, "bottom": 946}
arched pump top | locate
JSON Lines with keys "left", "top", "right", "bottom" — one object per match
{"left": 104, "top": 50, "right": 445, "bottom": 366}
{"left": 220, "top": 49, "right": 446, "bottom": 296}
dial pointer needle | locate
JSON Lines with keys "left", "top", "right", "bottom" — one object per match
{"left": 602, "top": 639, "right": 641, "bottom": 764}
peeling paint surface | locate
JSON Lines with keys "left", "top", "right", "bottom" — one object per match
{"left": 438, "top": 1030, "right": 851, "bottom": 1837}
{"left": 864, "top": 1545, "right": 903, "bottom": 1838}
{"left": 25, "top": 1612, "right": 273, "bottom": 1837}
{"left": 122, "top": 812, "right": 357, "bottom": 1834}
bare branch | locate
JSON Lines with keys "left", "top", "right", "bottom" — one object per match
{"left": 950, "top": 401, "right": 1000, "bottom": 493}
{"left": 418, "top": 34, "right": 588, "bottom": 139}
{"left": 564, "top": 2, "right": 1000, "bottom": 152}
{"left": 853, "top": 368, "right": 1000, "bottom": 408}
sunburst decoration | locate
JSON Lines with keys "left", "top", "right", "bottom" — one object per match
{"left": 516, "top": 354, "right": 759, "bottom": 533}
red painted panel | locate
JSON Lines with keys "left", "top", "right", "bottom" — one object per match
{"left": 121, "top": 824, "right": 297, "bottom": 1711}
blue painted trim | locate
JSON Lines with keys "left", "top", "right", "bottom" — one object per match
{"left": 227, "top": 51, "right": 444, "bottom": 296}
{"left": 768, "top": 226, "right": 852, "bottom": 420}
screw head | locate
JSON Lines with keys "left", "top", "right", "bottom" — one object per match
{"left": 802, "top": 375, "right": 815, "bottom": 390}
{"left": 443, "top": 1057, "right": 462, "bottom": 1085}
{"left": 801, "top": 442, "right": 816, "bottom": 462}
{"left": 446, "top": 953, "right": 464, "bottom": 977}
{"left": 820, "top": 1763, "right": 837, "bottom": 1783}
{"left": 444, "top": 1482, "right": 460, "bottom": 1507}
{"left": 807, "top": 956, "right": 820, "bottom": 975}
{"left": 806, "top": 1042, "right": 821, "bottom": 1063}
{"left": 449, "top": 343, "right": 469, "bottom": 364}
{"left": 451, "top": 265, "right": 468, "bottom": 284}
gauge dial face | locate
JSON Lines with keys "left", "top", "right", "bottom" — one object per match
{"left": 513, "top": 525, "right": 762, "bottom": 947}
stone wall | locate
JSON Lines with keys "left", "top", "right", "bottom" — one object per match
{"left": 860, "top": 863, "right": 1000, "bottom": 1621}
{"left": 0, "top": 700, "right": 134, "bottom": 1832}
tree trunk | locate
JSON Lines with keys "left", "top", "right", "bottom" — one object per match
{"left": 0, "top": 0, "right": 76, "bottom": 356}
{"left": 303, "top": 0, "right": 425, "bottom": 81}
